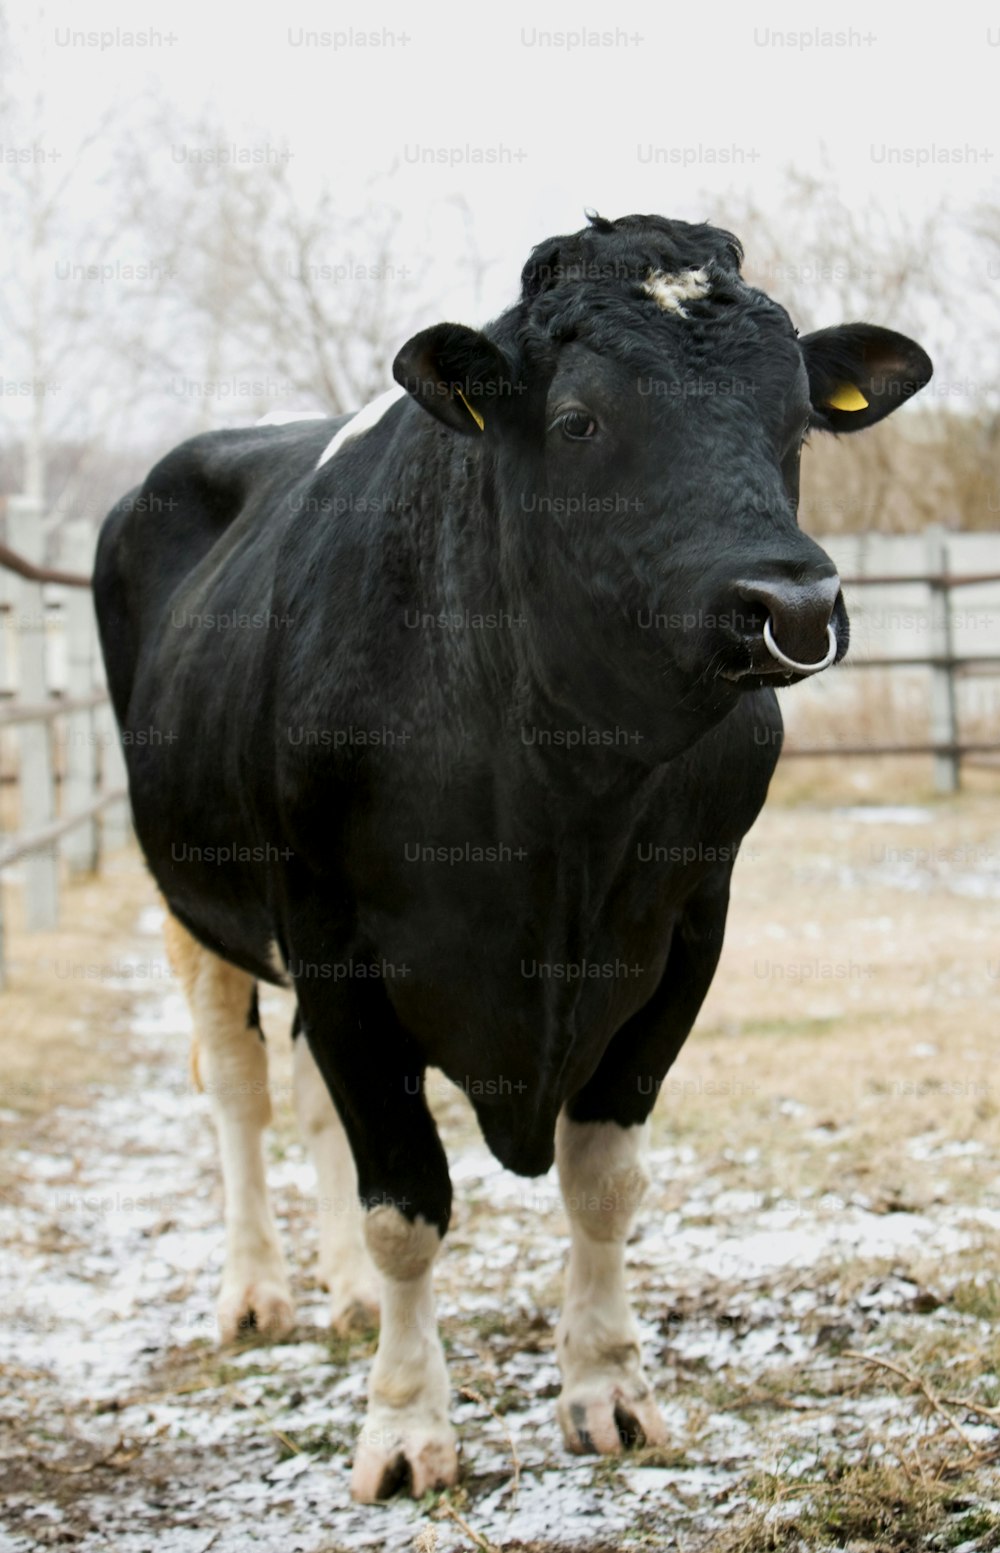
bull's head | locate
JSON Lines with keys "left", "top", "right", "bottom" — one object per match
{"left": 393, "top": 212, "right": 931, "bottom": 753}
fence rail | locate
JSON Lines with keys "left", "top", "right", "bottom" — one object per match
{"left": 0, "top": 540, "right": 91, "bottom": 589}
{"left": 0, "top": 789, "right": 126, "bottom": 871}
{"left": 0, "top": 495, "right": 129, "bottom": 986}
{"left": 781, "top": 531, "right": 1000, "bottom": 790}
{"left": 0, "top": 690, "right": 112, "bottom": 728}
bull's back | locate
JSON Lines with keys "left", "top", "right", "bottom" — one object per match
{"left": 93, "top": 417, "right": 339, "bottom": 970}
{"left": 93, "top": 420, "right": 337, "bottom": 715}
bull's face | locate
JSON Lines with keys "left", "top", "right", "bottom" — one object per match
{"left": 394, "top": 213, "right": 932, "bottom": 748}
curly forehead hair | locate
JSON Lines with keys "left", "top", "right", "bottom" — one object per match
{"left": 490, "top": 212, "right": 790, "bottom": 379}
{"left": 519, "top": 211, "right": 745, "bottom": 301}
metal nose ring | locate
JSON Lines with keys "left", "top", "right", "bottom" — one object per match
{"left": 762, "top": 618, "right": 837, "bottom": 674}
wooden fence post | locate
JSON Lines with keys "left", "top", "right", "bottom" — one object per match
{"left": 7, "top": 495, "right": 59, "bottom": 927}
{"left": 0, "top": 558, "right": 12, "bottom": 694}
{"left": 0, "top": 566, "right": 12, "bottom": 977}
{"left": 926, "top": 526, "right": 959, "bottom": 794}
{"left": 61, "top": 521, "right": 98, "bottom": 874}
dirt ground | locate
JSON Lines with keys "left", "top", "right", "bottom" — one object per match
{"left": 1, "top": 777, "right": 1000, "bottom": 1553}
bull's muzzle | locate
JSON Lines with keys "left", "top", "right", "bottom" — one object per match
{"left": 736, "top": 572, "right": 841, "bottom": 665}
{"left": 722, "top": 570, "right": 845, "bottom": 681}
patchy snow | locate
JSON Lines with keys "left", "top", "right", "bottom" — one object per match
{"left": 2, "top": 899, "right": 999, "bottom": 1553}
{"left": 136, "top": 904, "right": 166, "bottom": 936}
{"left": 653, "top": 1205, "right": 975, "bottom": 1283}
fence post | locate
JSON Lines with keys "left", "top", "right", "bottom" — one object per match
{"left": 926, "top": 526, "right": 959, "bottom": 794}
{"left": 0, "top": 557, "right": 12, "bottom": 695}
{"left": 61, "top": 521, "right": 98, "bottom": 874}
{"left": 0, "top": 565, "right": 12, "bottom": 982}
{"left": 8, "top": 495, "right": 59, "bottom": 927}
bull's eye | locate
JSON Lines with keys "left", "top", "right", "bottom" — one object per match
{"left": 559, "top": 411, "right": 597, "bottom": 441}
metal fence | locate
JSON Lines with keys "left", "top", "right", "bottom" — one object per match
{"left": 0, "top": 495, "right": 128, "bottom": 985}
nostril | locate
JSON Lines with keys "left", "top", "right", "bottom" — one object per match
{"left": 732, "top": 600, "right": 768, "bottom": 640}
{"left": 763, "top": 616, "right": 837, "bottom": 674}
{"left": 733, "top": 574, "right": 840, "bottom": 662}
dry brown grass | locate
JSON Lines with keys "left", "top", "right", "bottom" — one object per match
{"left": 0, "top": 853, "right": 161, "bottom": 1121}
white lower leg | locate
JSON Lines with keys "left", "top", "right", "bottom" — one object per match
{"left": 188, "top": 957, "right": 291, "bottom": 1340}
{"left": 292, "top": 1034, "right": 378, "bottom": 1327}
{"left": 555, "top": 1113, "right": 666, "bottom": 1453}
{"left": 351, "top": 1207, "right": 457, "bottom": 1502}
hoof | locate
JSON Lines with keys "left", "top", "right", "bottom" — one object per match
{"left": 558, "top": 1383, "right": 669, "bottom": 1455}
{"left": 351, "top": 1421, "right": 459, "bottom": 1502}
{"left": 218, "top": 1273, "right": 295, "bottom": 1343}
{"left": 320, "top": 1256, "right": 380, "bottom": 1336}
{"left": 330, "top": 1293, "right": 380, "bottom": 1337}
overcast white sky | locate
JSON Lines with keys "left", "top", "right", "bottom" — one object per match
{"left": 25, "top": 0, "right": 999, "bottom": 277}
{"left": 7, "top": 0, "right": 1000, "bottom": 415}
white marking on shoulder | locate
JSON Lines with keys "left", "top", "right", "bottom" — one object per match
{"left": 255, "top": 410, "right": 329, "bottom": 426}
{"left": 316, "top": 384, "right": 407, "bottom": 470}
{"left": 642, "top": 267, "right": 711, "bottom": 317}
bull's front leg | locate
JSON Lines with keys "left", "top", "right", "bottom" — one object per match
{"left": 292, "top": 964, "right": 458, "bottom": 1501}
{"left": 354, "top": 1202, "right": 455, "bottom": 1501}
{"left": 555, "top": 1114, "right": 668, "bottom": 1452}
{"left": 555, "top": 873, "right": 732, "bottom": 1453}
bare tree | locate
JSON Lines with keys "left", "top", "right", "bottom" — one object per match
{"left": 0, "top": 10, "right": 168, "bottom": 523}
{"left": 117, "top": 111, "right": 442, "bottom": 426}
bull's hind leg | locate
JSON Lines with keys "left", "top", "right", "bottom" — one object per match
{"left": 164, "top": 911, "right": 293, "bottom": 1341}
{"left": 554, "top": 1114, "right": 668, "bottom": 1453}
{"left": 291, "top": 1014, "right": 379, "bottom": 1331}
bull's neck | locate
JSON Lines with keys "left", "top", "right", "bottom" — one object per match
{"left": 388, "top": 429, "right": 729, "bottom": 784}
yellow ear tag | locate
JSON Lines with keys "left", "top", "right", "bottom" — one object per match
{"left": 826, "top": 383, "right": 869, "bottom": 412}
{"left": 455, "top": 387, "right": 485, "bottom": 431}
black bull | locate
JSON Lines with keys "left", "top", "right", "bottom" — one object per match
{"left": 93, "top": 212, "right": 932, "bottom": 1499}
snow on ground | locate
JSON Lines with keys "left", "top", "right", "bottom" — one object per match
{"left": 2, "top": 802, "right": 1000, "bottom": 1551}
{"left": 0, "top": 961, "right": 994, "bottom": 1552}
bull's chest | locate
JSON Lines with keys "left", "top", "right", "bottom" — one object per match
{"left": 349, "top": 789, "right": 701, "bottom": 1071}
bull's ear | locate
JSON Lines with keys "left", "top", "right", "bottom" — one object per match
{"left": 393, "top": 322, "right": 514, "bottom": 436}
{"left": 800, "top": 324, "right": 932, "bottom": 433}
